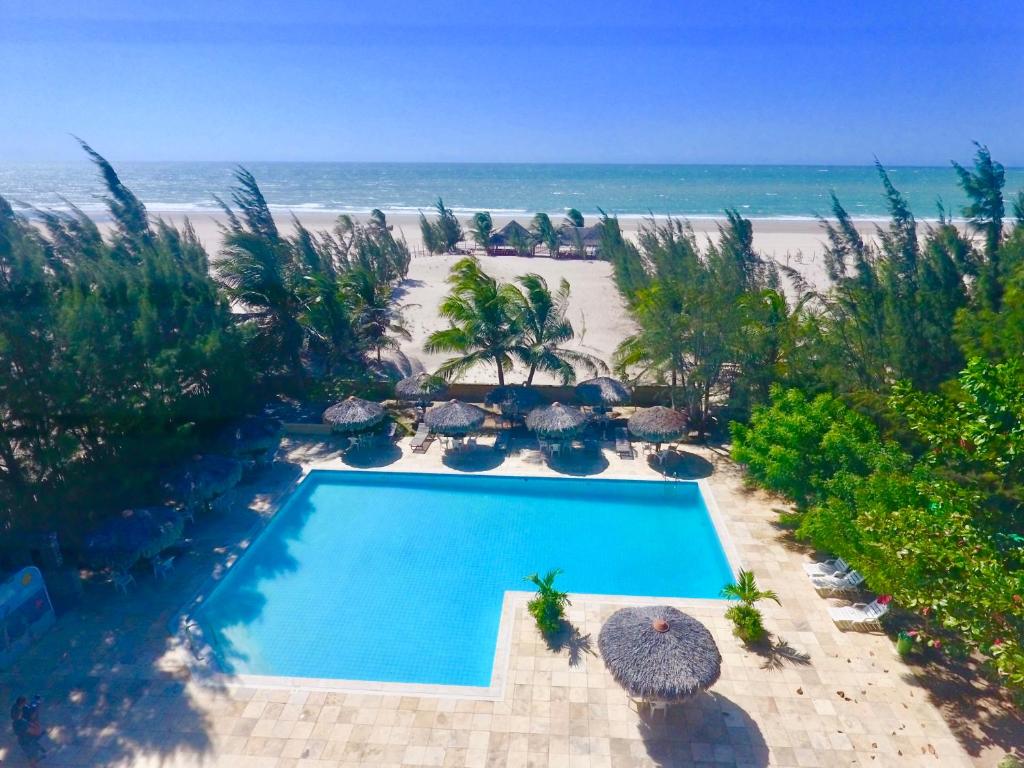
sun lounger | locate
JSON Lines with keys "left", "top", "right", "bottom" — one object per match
{"left": 615, "top": 428, "right": 634, "bottom": 459}
{"left": 812, "top": 569, "right": 865, "bottom": 596}
{"left": 410, "top": 423, "right": 433, "bottom": 453}
{"left": 828, "top": 598, "right": 889, "bottom": 631}
{"left": 803, "top": 556, "right": 851, "bottom": 579}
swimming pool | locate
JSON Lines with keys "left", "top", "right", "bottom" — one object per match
{"left": 192, "top": 470, "right": 734, "bottom": 688}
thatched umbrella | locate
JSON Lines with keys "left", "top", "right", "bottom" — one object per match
{"left": 84, "top": 506, "right": 184, "bottom": 570}
{"left": 628, "top": 406, "right": 687, "bottom": 449}
{"left": 163, "top": 454, "right": 243, "bottom": 507}
{"left": 322, "top": 396, "right": 386, "bottom": 434}
{"left": 485, "top": 385, "right": 545, "bottom": 418}
{"left": 424, "top": 399, "right": 486, "bottom": 436}
{"left": 395, "top": 373, "right": 448, "bottom": 407}
{"left": 218, "top": 417, "right": 282, "bottom": 464}
{"left": 525, "top": 402, "right": 588, "bottom": 440}
{"left": 598, "top": 605, "right": 721, "bottom": 704}
{"left": 575, "top": 376, "right": 631, "bottom": 411}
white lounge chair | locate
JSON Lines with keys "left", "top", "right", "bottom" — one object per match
{"left": 812, "top": 569, "right": 865, "bottom": 596}
{"left": 410, "top": 423, "right": 433, "bottom": 453}
{"left": 803, "top": 556, "right": 851, "bottom": 579}
{"left": 828, "top": 598, "right": 889, "bottom": 631}
{"left": 615, "top": 428, "right": 634, "bottom": 459}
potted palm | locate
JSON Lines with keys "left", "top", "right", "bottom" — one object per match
{"left": 525, "top": 569, "right": 571, "bottom": 635}
{"left": 722, "top": 569, "right": 780, "bottom": 644}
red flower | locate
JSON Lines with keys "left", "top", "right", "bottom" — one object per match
{"left": 993, "top": 638, "right": 1004, "bottom": 646}
{"left": 877, "top": 595, "right": 892, "bottom": 605}
{"left": 1013, "top": 594, "right": 1022, "bottom": 604}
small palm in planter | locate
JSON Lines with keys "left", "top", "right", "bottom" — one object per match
{"left": 722, "top": 569, "right": 780, "bottom": 644}
{"left": 525, "top": 569, "right": 571, "bottom": 635}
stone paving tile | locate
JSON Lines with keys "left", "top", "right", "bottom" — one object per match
{"left": 0, "top": 437, "right": 974, "bottom": 767}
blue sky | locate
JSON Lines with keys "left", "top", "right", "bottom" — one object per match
{"left": 1, "top": 0, "right": 1022, "bottom": 164}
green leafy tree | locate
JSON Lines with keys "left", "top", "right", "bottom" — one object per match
{"left": 343, "top": 267, "right": 413, "bottom": 364}
{"left": 564, "top": 208, "right": 584, "bottom": 228}
{"left": 525, "top": 569, "right": 571, "bottom": 635}
{"left": 530, "top": 212, "right": 560, "bottom": 258}
{"left": 470, "top": 211, "right": 494, "bottom": 254}
{"left": 419, "top": 198, "right": 463, "bottom": 254}
{"left": 953, "top": 143, "right": 1006, "bottom": 297}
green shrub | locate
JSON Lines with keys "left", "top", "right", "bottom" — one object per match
{"left": 525, "top": 569, "right": 571, "bottom": 635}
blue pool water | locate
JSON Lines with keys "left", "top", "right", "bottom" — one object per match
{"left": 193, "top": 471, "right": 733, "bottom": 687}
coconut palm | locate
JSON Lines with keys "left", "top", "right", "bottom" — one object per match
{"left": 471, "top": 211, "right": 494, "bottom": 255}
{"left": 525, "top": 568, "right": 571, "bottom": 635}
{"left": 343, "top": 267, "right": 413, "bottom": 363}
{"left": 425, "top": 257, "right": 526, "bottom": 385}
{"left": 564, "top": 208, "right": 584, "bottom": 228}
{"left": 531, "top": 213, "right": 560, "bottom": 258}
{"left": 515, "top": 274, "right": 606, "bottom": 385}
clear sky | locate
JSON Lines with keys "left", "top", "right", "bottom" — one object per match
{"left": 1, "top": 0, "right": 1022, "bottom": 165}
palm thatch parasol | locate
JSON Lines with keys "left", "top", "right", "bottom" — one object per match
{"left": 575, "top": 376, "right": 631, "bottom": 410}
{"left": 163, "top": 454, "right": 243, "bottom": 507}
{"left": 218, "top": 417, "right": 283, "bottom": 463}
{"left": 424, "top": 399, "right": 487, "bottom": 436}
{"left": 628, "top": 406, "right": 687, "bottom": 446}
{"left": 525, "top": 402, "right": 588, "bottom": 439}
{"left": 84, "top": 506, "right": 185, "bottom": 570}
{"left": 598, "top": 605, "right": 721, "bottom": 703}
{"left": 395, "top": 373, "right": 448, "bottom": 406}
{"left": 485, "top": 385, "right": 544, "bottom": 418}
{"left": 322, "top": 396, "right": 386, "bottom": 434}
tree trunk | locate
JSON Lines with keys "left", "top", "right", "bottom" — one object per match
{"left": 496, "top": 358, "right": 505, "bottom": 386}
{"left": 526, "top": 364, "right": 536, "bottom": 385}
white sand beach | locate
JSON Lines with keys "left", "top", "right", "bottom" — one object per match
{"left": 123, "top": 211, "right": 882, "bottom": 384}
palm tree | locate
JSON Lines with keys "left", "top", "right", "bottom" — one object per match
{"left": 525, "top": 568, "right": 571, "bottom": 634}
{"left": 564, "top": 208, "right": 584, "bottom": 228}
{"left": 425, "top": 257, "right": 526, "bottom": 385}
{"left": 721, "top": 569, "right": 780, "bottom": 643}
{"left": 515, "top": 274, "right": 606, "bottom": 385}
{"left": 470, "top": 212, "right": 494, "bottom": 255}
{"left": 531, "top": 213, "right": 559, "bottom": 258}
{"left": 343, "top": 267, "right": 413, "bottom": 364}
{"left": 721, "top": 569, "right": 780, "bottom": 607}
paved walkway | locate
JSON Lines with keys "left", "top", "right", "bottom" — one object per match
{"left": 0, "top": 436, "right": 972, "bottom": 767}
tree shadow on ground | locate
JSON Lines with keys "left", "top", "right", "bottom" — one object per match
{"left": 634, "top": 692, "right": 769, "bottom": 767}
{"left": 748, "top": 634, "right": 813, "bottom": 671}
{"left": 341, "top": 442, "right": 402, "bottom": 468}
{"left": 543, "top": 620, "right": 596, "bottom": 668}
{"left": 897, "top": 654, "right": 1024, "bottom": 763}
{"left": 441, "top": 446, "right": 506, "bottom": 472}
{"left": 648, "top": 450, "right": 715, "bottom": 479}
{"left": 545, "top": 450, "right": 609, "bottom": 477}
{"left": 390, "top": 278, "right": 424, "bottom": 301}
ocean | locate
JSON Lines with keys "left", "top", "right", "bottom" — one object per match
{"left": 2, "top": 162, "right": 1022, "bottom": 220}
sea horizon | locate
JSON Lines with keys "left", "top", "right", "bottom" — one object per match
{"left": 3, "top": 160, "right": 1022, "bottom": 220}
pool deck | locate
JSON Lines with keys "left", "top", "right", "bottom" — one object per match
{"left": 0, "top": 436, "right": 976, "bottom": 767}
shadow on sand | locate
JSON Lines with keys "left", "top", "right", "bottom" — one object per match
{"left": 648, "top": 450, "right": 715, "bottom": 479}
{"left": 545, "top": 450, "right": 610, "bottom": 477}
{"left": 750, "top": 634, "right": 813, "bottom": 671}
{"left": 342, "top": 442, "right": 403, "bottom": 468}
{"left": 441, "top": 445, "right": 506, "bottom": 472}
{"left": 634, "top": 692, "right": 770, "bottom": 767}
{"left": 544, "top": 620, "right": 596, "bottom": 668}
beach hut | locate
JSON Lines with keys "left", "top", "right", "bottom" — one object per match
{"left": 395, "top": 373, "right": 448, "bottom": 409}
{"left": 575, "top": 376, "right": 631, "bottom": 412}
{"left": 488, "top": 220, "right": 534, "bottom": 256}
{"left": 424, "top": 399, "right": 487, "bottom": 437}
{"left": 485, "top": 385, "right": 545, "bottom": 419}
{"left": 558, "top": 224, "right": 604, "bottom": 258}
{"left": 322, "top": 396, "right": 386, "bottom": 434}
{"left": 598, "top": 605, "right": 721, "bottom": 710}
{"left": 627, "top": 406, "right": 687, "bottom": 451}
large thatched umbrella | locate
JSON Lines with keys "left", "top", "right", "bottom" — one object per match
{"left": 525, "top": 402, "right": 588, "bottom": 440}
{"left": 163, "top": 454, "right": 243, "bottom": 507}
{"left": 84, "top": 506, "right": 185, "bottom": 570}
{"left": 485, "top": 385, "right": 544, "bottom": 419}
{"left": 628, "top": 406, "right": 687, "bottom": 449}
{"left": 323, "top": 396, "right": 386, "bottom": 434}
{"left": 424, "top": 399, "right": 486, "bottom": 436}
{"left": 598, "top": 605, "right": 721, "bottom": 704}
{"left": 218, "top": 417, "right": 283, "bottom": 465}
{"left": 575, "top": 376, "right": 631, "bottom": 411}
{"left": 395, "top": 373, "right": 448, "bottom": 408}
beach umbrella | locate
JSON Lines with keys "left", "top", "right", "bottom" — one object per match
{"left": 163, "top": 454, "right": 243, "bottom": 506}
{"left": 424, "top": 399, "right": 487, "bottom": 436}
{"left": 485, "top": 385, "right": 544, "bottom": 418}
{"left": 218, "top": 417, "right": 283, "bottom": 461}
{"left": 628, "top": 406, "right": 687, "bottom": 447}
{"left": 84, "top": 506, "right": 185, "bottom": 570}
{"left": 394, "top": 373, "right": 448, "bottom": 407}
{"left": 525, "top": 402, "right": 588, "bottom": 439}
{"left": 598, "top": 605, "right": 722, "bottom": 703}
{"left": 322, "top": 396, "right": 386, "bottom": 434}
{"left": 575, "top": 376, "right": 631, "bottom": 410}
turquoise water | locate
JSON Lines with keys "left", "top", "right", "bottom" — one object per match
{"left": 3, "top": 161, "right": 1023, "bottom": 219}
{"left": 192, "top": 470, "right": 733, "bottom": 687}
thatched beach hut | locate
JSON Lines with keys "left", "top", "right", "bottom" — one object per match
{"left": 322, "top": 396, "right": 386, "bottom": 434}
{"left": 598, "top": 605, "right": 721, "bottom": 704}
{"left": 488, "top": 220, "right": 534, "bottom": 256}
{"left": 424, "top": 399, "right": 487, "bottom": 436}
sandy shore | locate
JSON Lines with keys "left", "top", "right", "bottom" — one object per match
{"left": 115, "top": 211, "right": 875, "bottom": 384}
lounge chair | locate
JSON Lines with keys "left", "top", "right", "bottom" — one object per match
{"left": 828, "top": 598, "right": 889, "bottom": 631}
{"left": 812, "top": 569, "right": 865, "bottom": 596}
{"left": 803, "top": 556, "right": 851, "bottom": 579}
{"left": 410, "top": 423, "right": 433, "bottom": 453}
{"left": 615, "top": 428, "right": 634, "bottom": 459}
{"left": 153, "top": 554, "right": 175, "bottom": 580}
{"left": 112, "top": 570, "right": 135, "bottom": 595}
{"left": 466, "top": 435, "right": 478, "bottom": 449}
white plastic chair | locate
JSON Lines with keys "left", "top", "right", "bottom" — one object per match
{"left": 812, "top": 569, "right": 865, "bottom": 596}
{"left": 803, "top": 556, "right": 850, "bottom": 579}
{"left": 828, "top": 598, "right": 889, "bottom": 631}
